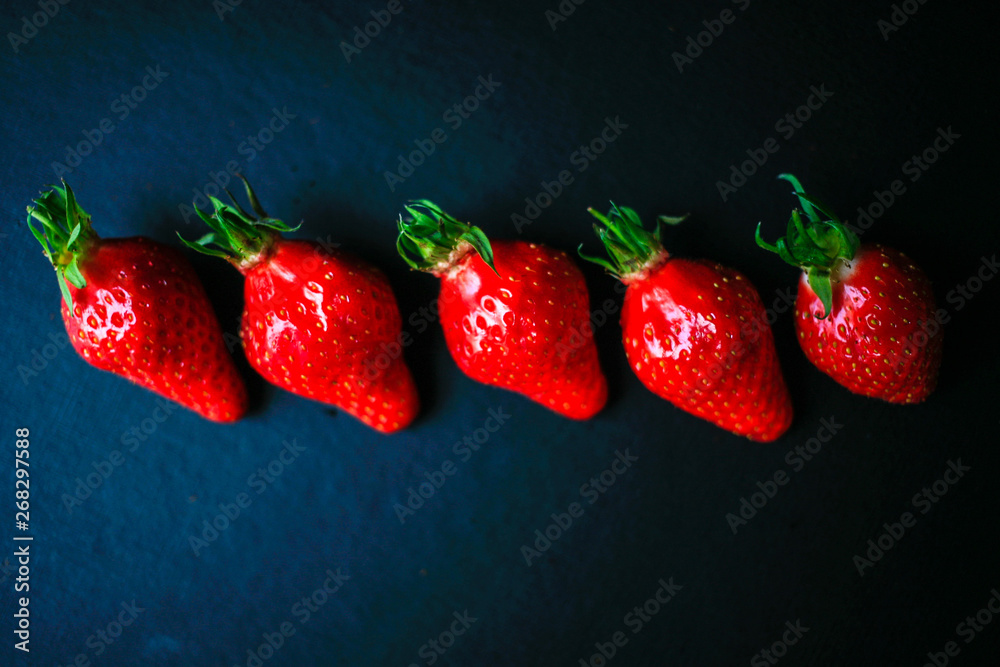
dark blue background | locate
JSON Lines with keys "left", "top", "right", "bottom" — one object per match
{"left": 2, "top": 1, "right": 999, "bottom": 665}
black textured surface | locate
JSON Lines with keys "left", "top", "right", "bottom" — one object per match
{"left": 1, "top": 1, "right": 998, "bottom": 665}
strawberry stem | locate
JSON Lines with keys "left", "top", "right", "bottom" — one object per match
{"left": 26, "top": 181, "right": 100, "bottom": 308}
{"left": 755, "top": 174, "right": 860, "bottom": 319}
{"left": 579, "top": 203, "right": 685, "bottom": 280}
{"left": 396, "top": 201, "right": 497, "bottom": 275}
{"left": 178, "top": 175, "right": 301, "bottom": 270}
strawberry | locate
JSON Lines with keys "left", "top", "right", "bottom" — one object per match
{"left": 756, "top": 173, "right": 942, "bottom": 403}
{"left": 396, "top": 201, "right": 607, "bottom": 419}
{"left": 26, "top": 182, "right": 247, "bottom": 422}
{"left": 180, "top": 177, "right": 418, "bottom": 433}
{"left": 582, "top": 204, "right": 792, "bottom": 441}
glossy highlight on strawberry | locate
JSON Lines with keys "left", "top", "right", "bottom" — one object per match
{"left": 583, "top": 204, "right": 792, "bottom": 441}
{"left": 27, "top": 182, "right": 247, "bottom": 422}
{"left": 180, "top": 177, "right": 418, "bottom": 433}
{"left": 398, "top": 201, "right": 607, "bottom": 419}
{"left": 757, "top": 174, "right": 942, "bottom": 403}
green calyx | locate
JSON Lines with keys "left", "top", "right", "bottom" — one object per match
{"left": 579, "top": 202, "right": 686, "bottom": 280}
{"left": 178, "top": 175, "right": 301, "bottom": 269}
{"left": 396, "top": 200, "right": 497, "bottom": 275}
{"left": 26, "top": 181, "right": 100, "bottom": 309}
{"left": 755, "top": 173, "right": 860, "bottom": 319}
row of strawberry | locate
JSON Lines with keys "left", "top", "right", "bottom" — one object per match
{"left": 25, "top": 175, "right": 941, "bottom": 441}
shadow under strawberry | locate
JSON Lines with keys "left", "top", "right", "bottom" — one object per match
{"left": 183, "top": 249, "right": 274, "bottom": 417}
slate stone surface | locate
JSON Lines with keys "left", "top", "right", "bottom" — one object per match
{"left": 1, "top": 1, "right": 998, "bottom": 665}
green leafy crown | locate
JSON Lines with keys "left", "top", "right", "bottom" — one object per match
{"left": 178, "top": 175, "right": 301, "bottom": 268}
{"left": 396, "top": 200, "right": 497, "bottom": 275}
{"left": 755, "top": 173, "right": 860, "bottom": 318}
{"left": 579, "top": 202, "right": 686, "bottom": 280}
{"left": 26, "top": 181, "right": 100, "bottom": 308}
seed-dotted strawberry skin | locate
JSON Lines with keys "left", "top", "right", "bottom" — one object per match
{"left": 437, "top": 240, "right": 607, "bottom": 419}
{"left": 241, "top": 240, "right": 418, "bottom": 433}
{"left": 62, "top": 237, "right": 248, "bottom": 422}
{"left": 622, "top": 257, "right": 792, "bottom": 442}
{"left": 795, "top": 244, "right": 942, "bottom": 403}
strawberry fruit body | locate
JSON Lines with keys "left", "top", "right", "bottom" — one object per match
{"left": 757, "top": 174, "right": 942, "bottom": 403}
{"left": 583, "top": 205, "right": 792, "bottom": 441}
{"left": 181, "top": 178, "right": 418, "bottom": 433}
{"left": 397, "top": 201, "right": 607, "bottom": 419}
{"left": 27, "top": 183, "right": 247, "bottom": 422}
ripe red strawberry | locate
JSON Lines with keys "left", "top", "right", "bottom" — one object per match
{"left": 180, "top": 177, "right": 418, "bottom": 433}
{"left": 26, "top": 182, "right": 247, "bottom": 422}
{"left": 396, "top": 201, "right": 607, "bottom": 419}
{"left": 582, "top": 204, "right": 792, "bottom": 441}
{"left": 756, "top": 174, "right": 942, "bottom": 403}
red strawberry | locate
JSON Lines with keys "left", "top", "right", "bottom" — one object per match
{"left": 396, "top": 201, "right": 607, "bottom": 419}
{"left": 26, "top": 182, "right": 247, "bottom": 422}
{"left": 582, "top": 204, "right": 792, "bottom": 441}
{"left": 180, "top": 177, "right": 418, "bottom": 433}
{"left": 756, "top": 174, "right": 942, "bottom": 403}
